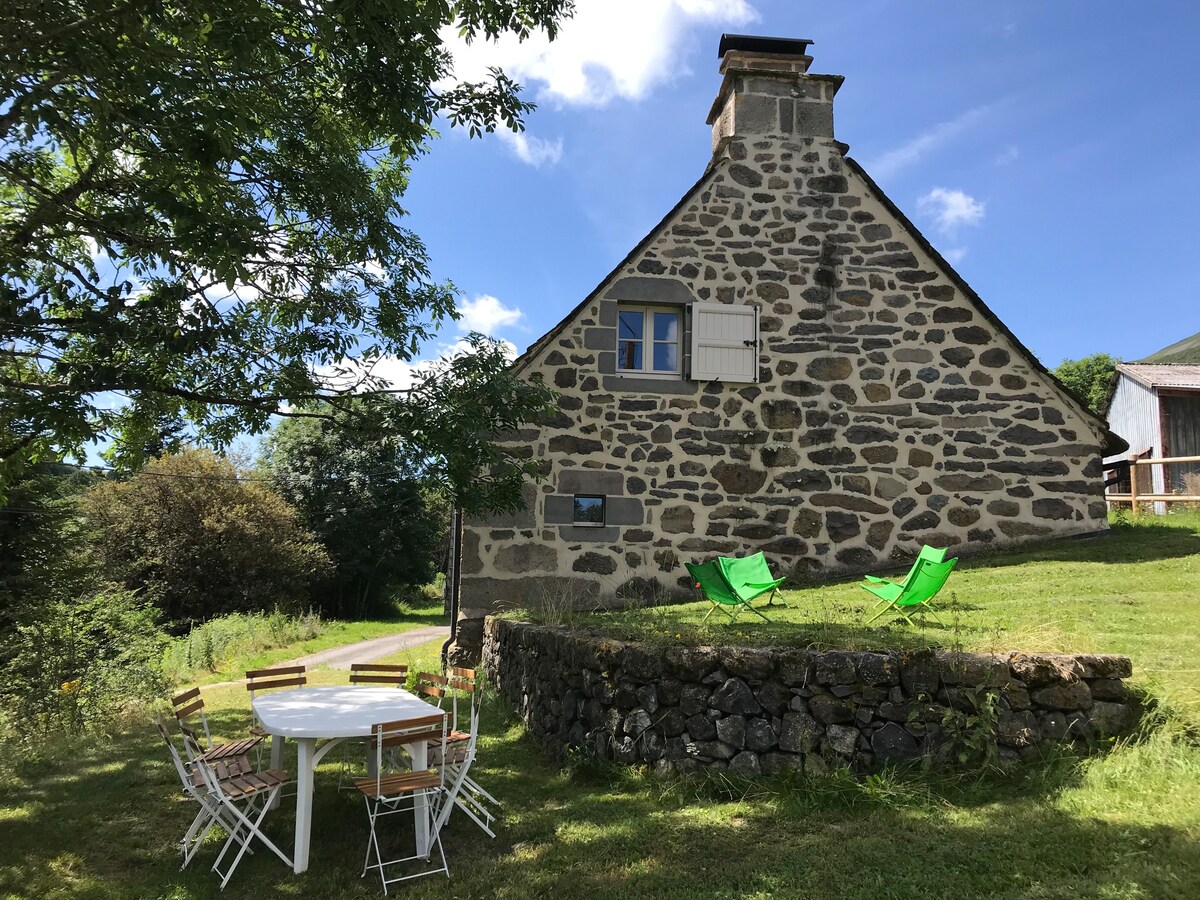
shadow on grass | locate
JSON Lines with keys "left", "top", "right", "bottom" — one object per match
{"left": 2, "top": 700, "right": 1198, "bottom": 900}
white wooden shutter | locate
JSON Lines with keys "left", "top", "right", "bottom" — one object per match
{"left": 689, "top": 303, "right": 759, "bottom": 382}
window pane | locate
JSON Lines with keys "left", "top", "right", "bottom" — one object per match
{"left": 573, "top": 496, "right": 605, "bottom": 525}
{"left": 618, "top": 341, "right": 642, "bottom": 370}
{"left": 618, "top": 310, "right": 643, "bottom": 340}
{"left": 653, "top": 311, "right": 679, "bottom": 342}
{"left": 653, "top": 342, "right": 678, "bottom": 372}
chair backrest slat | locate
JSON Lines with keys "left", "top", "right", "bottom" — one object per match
{"left": 447, "top": 666, "right": 476, "bottom": 679}
{"left": 245, "top": 665, "right": 306, "bottom": 679}
{"left": 174, "top": 698, "right": 205, "bottom": 720}
{"left": 351, "top": 674, "right": 408, "bottom": 685}
{"left": 352, "top": 663, "right": 408, "bottom": 672}
{"left": 350, "top": 663, "right": 408, "bottom": 687}
{"left": 172, "top": 686, "right": 201, "bottom": 706}
{"left": 244, "top": 675, "right": 306, "bottom": 692}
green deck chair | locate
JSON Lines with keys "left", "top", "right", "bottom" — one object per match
{"left": 685, "top": 560, "right": 771, "bottom": 625}
{"left": 717, "top": 552, "right": 788, "bottom": 608}
{"left": 863, "top": 556, "right": 957, "bottom": 625}
{"left": 861, "top": 545, "right": 946, "bottom": 615}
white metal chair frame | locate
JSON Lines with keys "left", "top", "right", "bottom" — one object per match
{"left": 192, "top": 751, "right": 294, "bottom": 889}
{"left": 431, "top": 701, "right": 496, "bottom": 838}
{"left": 415, "top": 669, "right": 499, "bottom": 835}
{"left": 156, "top": 716, "right": 249, "bottom": 870}
{"left": 357, "top": 714, "right": 449, "bottom": 893}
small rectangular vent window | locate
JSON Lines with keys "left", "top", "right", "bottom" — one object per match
{"left": 572, "top": 495, "right": 606, "bottom": 527}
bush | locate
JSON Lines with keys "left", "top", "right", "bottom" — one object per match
{"left": 82, "top": 449, "right": 331, "bottom": 628}
{"left": 0, "top": 588, "right": 167, "bottom": 735}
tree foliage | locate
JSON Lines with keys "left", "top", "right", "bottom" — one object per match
{"left": 0, "top": 0, "right": 573, "bottom": 484}
{"left": 1053, "top": 353, "right": 1120, "bottom": 416}
{"left": 82, "top": 448, "right": 330, "bottom": 627}
{"left": 1, "top": 587, "right": 166, "bottom": 735}
{"left": 262, "top": 404, "right": 448, "bottom": 618}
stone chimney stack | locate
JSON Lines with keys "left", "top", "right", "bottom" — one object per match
{"left": 707, "top": 34, "right": 844, "bottom": 156}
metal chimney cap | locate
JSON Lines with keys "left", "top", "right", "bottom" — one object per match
{"left": 718, "top": 34, "right": 814, "bottom": 58}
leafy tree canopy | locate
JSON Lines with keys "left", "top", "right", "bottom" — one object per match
{"left": 1053, "top": 353, "right": 1120, "bottom": 416}
{"left": 1, "top": 0, "right": 571, "bottom": 490}
{"left": 82, "top": 448, "right": 330, "bottom": 627}
{"left": 262, "top": 402, "right": 449, "bottom": 618}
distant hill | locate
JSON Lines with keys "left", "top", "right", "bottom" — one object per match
{"left": 1138, "top": 330, "right": 1200, "bottom": 364}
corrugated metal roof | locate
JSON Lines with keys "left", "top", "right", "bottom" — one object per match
{"left": 1117, "top": 363, "right": 1200, "bottom": 390}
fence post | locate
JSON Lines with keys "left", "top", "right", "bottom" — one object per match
{"left": 1128, "top": 454, "right": 1140, "bottom": 515}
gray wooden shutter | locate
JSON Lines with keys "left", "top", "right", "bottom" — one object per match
{"left": 689, "top": 303, "right": 759, "bottom": 382}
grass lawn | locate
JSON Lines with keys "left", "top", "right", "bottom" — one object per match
{"left": 1, "top": 518, "right": 1199, "bottom": 899}
{"left": 575, "top": 514, "right": 1200, "bottom": 716}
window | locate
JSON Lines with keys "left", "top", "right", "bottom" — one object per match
{"left": 617, "top": 305, "right": 682, "bottom": 377}
{"left": 572, "top": 495, "right": 606, "bottom": 527}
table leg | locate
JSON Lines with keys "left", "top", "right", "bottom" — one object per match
{"left": 408, "top": 740, "right": 430, "bottom": 859}
{"left": 269, "top": 733, "right": 284, "bottom": 810}
{"left": 293, "top": 738, "right": 316, "bottom": 874}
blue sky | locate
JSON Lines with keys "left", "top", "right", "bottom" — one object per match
{"left": 399, "top": 0, "right": 1200, "bottom": 373}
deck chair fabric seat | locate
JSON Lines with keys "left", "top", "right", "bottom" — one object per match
{"left": 717, "top": 552, "right": 786, "bottom": 605}
{"left": 691, "top": 556, "right": 772, "bottom": 628}
{"left": 862, "top": 545, "right": 947, "bottom": 593}
{"left": 864, "top": 556, "right": 958, "bottom": 625}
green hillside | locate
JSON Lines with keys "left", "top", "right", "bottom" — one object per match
{"left": 1138, "top": 329, "right": 1200, "bottom": 364}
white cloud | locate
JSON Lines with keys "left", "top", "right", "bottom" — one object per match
{"left": 943, "top": 247, "right": 968, "bottom": 264}
{"left": 497, "top": 129, "right": 564, "bottom": 167}
{"left": 995, "top": 144, "right": 1020, "bottom": 166}
{"left": 917, "top": 187, "right": 986, "bottom": 235}
{"left": 866, "top": 105, "right": 992, "bottom": 180}
{"left": 457, "top": 294, "right": 523, "bottom": 336}
{"left": 442, "top": 0, "right": 757, "bottom": 108}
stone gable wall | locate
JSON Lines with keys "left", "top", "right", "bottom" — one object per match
{"left": 457, "top": 134, "right": 1107, "bottom": 631}
{"left": 483, "top": 618, "right": 1139, "bottom": 776}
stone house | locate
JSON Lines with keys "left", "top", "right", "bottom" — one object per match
{"left": 451, "top": 35, "right": 1124, "bottom": 656}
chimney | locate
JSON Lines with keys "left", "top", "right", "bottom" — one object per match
{"left": 707, "top": 34, "right": 844, "bottom": 156}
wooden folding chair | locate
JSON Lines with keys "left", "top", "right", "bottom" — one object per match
{"left": 339, "top": 664, "right": 409, "bottom": 789}
{"left": 245, "top": 665, "right": 306, "bottom": 766}
{"left": 356, "top": 714, "right": 449, "bottom": 893}
{"left": 171, "top": 688, "right": 264, "bottom": 766}
{"left": 155, "top": 715, "right": 248, "bottom": 870}
{"left": 193, "top": 750, "right": 294, "bottom": 888}
{"left": 350, "top": 663, "right": 409, "bottom": 687}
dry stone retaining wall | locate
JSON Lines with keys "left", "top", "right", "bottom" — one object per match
{"left": 483, "top": 617, "right": 1139, "bottom": 776}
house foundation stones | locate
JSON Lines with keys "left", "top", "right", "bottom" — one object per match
{"left": 484, "top": 618, "right": 1140, "bottom": 775}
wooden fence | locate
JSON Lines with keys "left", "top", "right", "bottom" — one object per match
{"left": 1105, "top": 454, "right": 1200, "bottom": 513}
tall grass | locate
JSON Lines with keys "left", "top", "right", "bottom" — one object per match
{"left": 162, "top": 610, "right": 324, "bottom": 683}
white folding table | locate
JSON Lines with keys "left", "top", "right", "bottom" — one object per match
{"left": 252, "top": 684, "right": 446, "bottom": 874}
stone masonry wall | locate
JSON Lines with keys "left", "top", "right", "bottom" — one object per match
{"left": 483, "top": 618, "right": 1139, "bottom": 776}
{"left": 457, "top": 129, "right": 1109, "bottom": 637}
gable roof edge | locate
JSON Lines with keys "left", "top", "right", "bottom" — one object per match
{"left": 843, "top": 156, "right": 1127, "bottom": 457}
{"left": 510, "top": 165, "right": 721, "bottom": 376}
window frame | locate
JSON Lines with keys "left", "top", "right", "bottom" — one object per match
{"left": 571, "top": 494, "right": 607, "bottom": 527}
{"left": 616, "top": 304, "right": 684, "bottom": 379}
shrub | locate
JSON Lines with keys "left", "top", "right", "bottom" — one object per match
{"left": 0, "top": 588, "right": 167, "bottom": 735}
{"left": 82, "top": 449, "right": 331, "bottom": 628}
